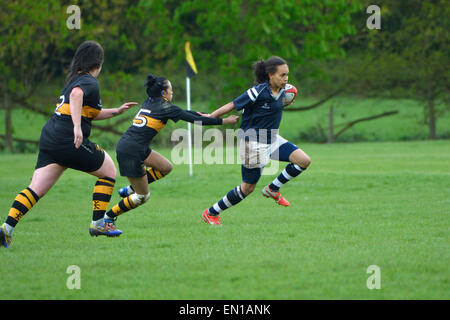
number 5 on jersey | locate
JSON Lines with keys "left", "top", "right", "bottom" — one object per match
{"left": 132, "top": 109, "right": 151, "bottom": 127}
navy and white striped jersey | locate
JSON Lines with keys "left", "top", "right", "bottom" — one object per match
{"left": 233, "top": 81, "right": 286, "bottom": 144}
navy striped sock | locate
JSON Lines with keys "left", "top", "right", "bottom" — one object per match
{"left": 208, "top": 186, "right": 246, "bottom": 216}
{"left": 269, "top": 163, "right": 305, "bottom": 191}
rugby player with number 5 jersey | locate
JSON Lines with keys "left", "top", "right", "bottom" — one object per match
{"left": 103, "top": 74, "right": 239, "bottom": 234}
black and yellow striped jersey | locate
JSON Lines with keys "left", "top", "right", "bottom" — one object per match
{"left": 54, "top": 73, "right": 101, "bottom": 136}
{"left": 117, "top": 97, "right": 222, "bottom": 154}
{"left": 39, "top": 73, "right": 101, "bottom": 148}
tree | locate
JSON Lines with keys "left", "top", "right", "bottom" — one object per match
{"left": 359, "top": 0, "right": 449, "bottom": 139}
{"left": 137, "top": 0, "right": 363, "bottom": 102}
{"left": 0, "top": 1, "right": 90, "bottom": 151}
{"left": 0, "top": 0, "right": 146, "bottom": 151}
{"left": 393, "top": 0, "right": 450, "bottom": 139}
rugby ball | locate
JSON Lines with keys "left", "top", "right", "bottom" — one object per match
{"left": 284, "top": 84, "right": 298, "bottom": 106}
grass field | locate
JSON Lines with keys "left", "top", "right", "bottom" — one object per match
{"left": 0, "top": 141, "right": 449, "bottom": 299}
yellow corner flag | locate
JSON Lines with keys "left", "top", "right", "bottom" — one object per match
{"left": 185, "top": 41, "right": 198, "bottom": 78}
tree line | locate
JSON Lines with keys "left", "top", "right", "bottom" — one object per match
{"left": 0, "top": 0, "right": 448, "bottom": 151}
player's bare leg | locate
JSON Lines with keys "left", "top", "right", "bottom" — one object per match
{"left": 88, "top": 151, "right": 117, "bottom": 179}
{"left": 144, "top": 150, "right": 173, "bottom": 176}
{"left": 240, "top": 182, "right": 256, "bottom": 196}
{"left": 118, "top": 150, "right": 172, "bottom": 197}
{"left": 29, "top": 163, "right": 67, "bottom": 198}
{"left": 288, "top": 148, "right": 311, "bottom": 169}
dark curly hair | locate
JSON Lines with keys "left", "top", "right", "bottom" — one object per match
{"left": 253, "top": 56, "right": 287, "bottom": 84}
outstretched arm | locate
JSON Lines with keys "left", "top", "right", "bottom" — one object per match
{"left": 180, "top": 109, "right": 239, "bottom": 125}
{"left": 179, "top": 110, "right": 222, "bottom": 125}
{"left": 94, "top": 102, "right": 138, "bottom": 120}
{"left": 210, "top": 101, "right": 235, "bottom": 118}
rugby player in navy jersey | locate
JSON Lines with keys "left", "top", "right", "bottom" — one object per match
{"left": 202, "top": 56, "right": 311, "bottom": 225}
{"left": 103, "top": 74, "right": 238, "bottom": 233}
{"left": 0, "top": 41, "right": 138, "bottom": 248}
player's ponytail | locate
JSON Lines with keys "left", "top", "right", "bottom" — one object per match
{"left": 66, "top": 41, "right": 104, "bottom": 85}
{"left": 144, "top": 74, "right": 169, "bottom": 98}
{"left": 253, "top": 56, "right": 287, "bottom": 84}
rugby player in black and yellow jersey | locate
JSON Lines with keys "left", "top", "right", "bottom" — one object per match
{"left": 101, "top": 74, "right": 238, "bottom": 233}
{"left": 0, "top": 41, "right": 137, "bottom": 248}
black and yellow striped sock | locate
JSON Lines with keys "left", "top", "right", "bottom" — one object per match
{"left": 146, "top": 167, "right": 165, "bottom": 184}
{"left": 124, "top": 167, "right": 165, "bottom": 194}
{"left": 105, "top": 195, "right": 137, "bottom": 218}
{"left": 92, "top": 177, "right": 115, "bottom": 222}
{"left": 6, "top": 187, "right": 40, "bottom": 228}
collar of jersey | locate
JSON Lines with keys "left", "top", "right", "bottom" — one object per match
{"left": 263, "top": 81, "right": 285, "bottom": 101}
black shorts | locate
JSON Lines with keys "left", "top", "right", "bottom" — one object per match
{"left": 35, "top": 139, "right": 105, "bottom": 172}
{"left": 116, "top": 139, "right": 152, "bottom": 178}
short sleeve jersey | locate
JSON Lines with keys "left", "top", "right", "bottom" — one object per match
{"left": 233, "top": 81, "right": 286, "bottom": 144}
{"left": 40, "top": 73, "right": 102, "bottom": 148}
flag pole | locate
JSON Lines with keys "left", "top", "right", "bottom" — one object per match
{"left": 186, "top": 76, "right": 193, "bottom": 177}
{"left": 185, "top": 41, "right": 197, "bottom": 177}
